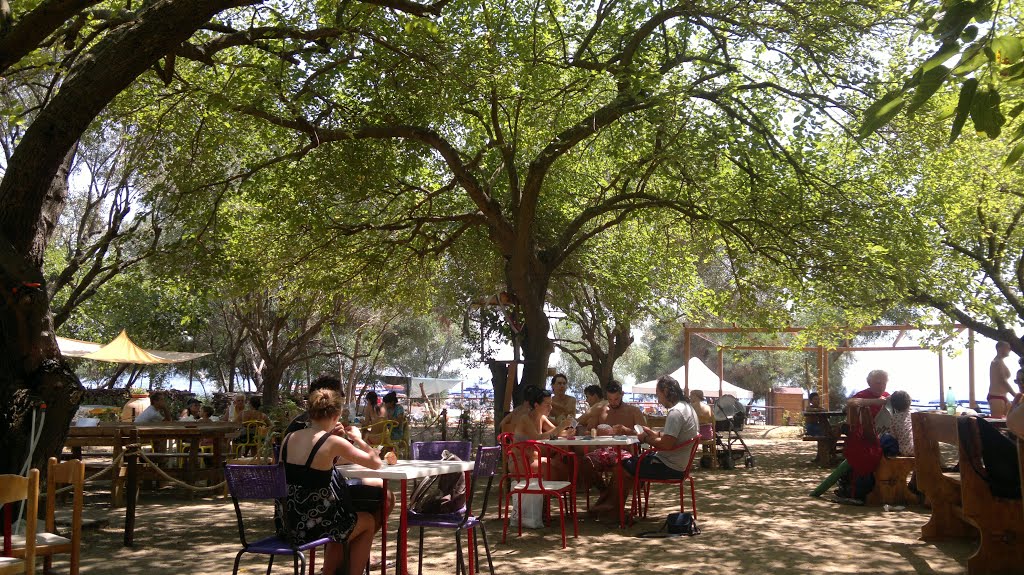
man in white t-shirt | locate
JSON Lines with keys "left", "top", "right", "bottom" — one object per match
{"left": 633, "top": 375, "right": 700, "bottom": 475}
{"left": 134, "top": 391, "right": 171, "bottom": 423}
{"left": 589, "top": 375, "right": 698, "bottom": 518}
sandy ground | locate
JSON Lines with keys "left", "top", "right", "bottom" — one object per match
{"left": 39, "top": 430, "right": 976, "bottom": 575}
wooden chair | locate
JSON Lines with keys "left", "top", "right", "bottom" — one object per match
{"left": 911, "top": 412, "right": 973, "bottom": 540}
{"left": 11, "top": 459, "right": 83, "bottom": 575}
{"left": 0, "top": 469, "right": 39, "bottom": 575}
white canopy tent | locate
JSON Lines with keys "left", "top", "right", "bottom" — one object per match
{"left": 625, "top": 356, "right": 754, "bottom": 399}
{"left": 379, "top": 375, "right": 463, "bottom": 398}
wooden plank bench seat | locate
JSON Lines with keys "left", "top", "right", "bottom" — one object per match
{"left": 956, "top": 416, "right": 1023, "bottom": 575}
{"left": 912, "top": 412, "right": 1023, "bottom": 575}
{"left": 912, "top": 412, "right": 974, "bottom": 540}
{"left": 866, "top": 456, "right": 916, "bottom": 506}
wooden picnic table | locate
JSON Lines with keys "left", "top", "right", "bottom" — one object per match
{"left": 65, "top": 421, "right": 241, "bottom": 546}
{"left": 802, "top": 410, "right": 845, "bottom": 467}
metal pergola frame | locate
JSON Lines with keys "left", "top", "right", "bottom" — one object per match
{"left": 681, "top": 324, "right": 973, "bottom": 410}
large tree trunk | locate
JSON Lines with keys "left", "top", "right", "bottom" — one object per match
{"left": 0, "top": 0, "right": 259, "bottom": 475}
{"left": 508, "top": 261, "right": 553, "bottom": 391}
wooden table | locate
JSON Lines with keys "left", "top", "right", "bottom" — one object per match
{"left": 540, "top": 435, "right": 639, "bottom": 528}
{"left": 801, "top": 410, "right": 845, "bottom": 467}
{"left": 336, "top": 459, "right": 475, "bottom": 575}
{"left": 65, "top": 422, "right": 241, "bottom": 545}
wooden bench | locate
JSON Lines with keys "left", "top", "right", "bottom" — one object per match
{"left": 956, "top": 416, "right": 1024, "bottom": 575}
{"left": 802, "top": 411, "right": 845, "bottom": 467}
{"left": 913, "top": 412, "right": 1024, "bottom": 574}
{"left": 911, "top": 412, "right": 974, "bottom": 540}
{"left": 866, "top": 456, "right": 916, "bottom": 506}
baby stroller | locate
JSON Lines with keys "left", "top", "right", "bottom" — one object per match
{"left": 712, "top": 394, "right": 755, "bottom": 469}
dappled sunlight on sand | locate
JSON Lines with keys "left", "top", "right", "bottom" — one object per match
{"left": 50, "top": 436, "right": 975, "bottom": 574}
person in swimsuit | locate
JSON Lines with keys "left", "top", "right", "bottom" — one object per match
{"left": 549, "top": 373, "right": 577, "bottom": 422}
{"left": 576, "top": 385, "right": 607, "bottom": 432}
{"left": 278, "top": 388, "right": 383, "bottom": 575}
{"left": 512, "top": 386, "right": 574, "bottom": 480}
{"left": 988, "top": 341, "right": 1020, "bottom": 418}
{"left": 690, "top": 389, "right": 714, "bottom": 440}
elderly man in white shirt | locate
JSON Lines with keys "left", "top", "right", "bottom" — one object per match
{"left": 134, "top": 391, "right": 171, "bottom": 423}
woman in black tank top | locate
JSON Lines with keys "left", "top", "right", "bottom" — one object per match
{"left": 278, "top": 388, "right": 383, "bottom": 575}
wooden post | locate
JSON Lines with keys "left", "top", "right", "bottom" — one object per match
{"left": 123, "top": 443, "right": 138, "bottom": 547}
{"left": 683, "top": 327, "right": 691, "bottom": 395}
{"left": 823, "top": 349, "right": 830, "bottom": 410}
{"left": 717, "top": 348, "right": 724, "bottom": 398}
{"left": 938, "top": 351, "right": 945, "bottom": 407}
{"left": 968, "top": 329, "right": 977, "bottom": 410}
{"left": 816, "top": 347, "right": 824, "bottom": 410}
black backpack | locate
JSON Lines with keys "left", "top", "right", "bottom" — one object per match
{"left": 958, "top": 416, "right": 1021, "bottom": 500}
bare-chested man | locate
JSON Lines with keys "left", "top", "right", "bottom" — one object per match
{"left": 988, "top": 341, "right": 1020, "bottom": 418}
{"left": 578, "top": 380, "right": 645, "bottom": 516}
{"left": 549, "top": 373, "right": 577, "bottom": 422}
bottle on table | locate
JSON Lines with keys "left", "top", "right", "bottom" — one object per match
{"left": 945, "top": 387, "right": 957, "bottom": 415}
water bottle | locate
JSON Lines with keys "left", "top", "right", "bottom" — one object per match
{"left": 945, "top": 386, "right": 957, "bottom": 415}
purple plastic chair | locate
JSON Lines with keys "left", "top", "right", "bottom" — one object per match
{"left": 407, "top": 445, "right": 501, "bottom": 575}
{"left": 411, "top": 441, "right": 473, "bottom": 462}
{"left": 224, "top": 464, "right": 342, "bottom": 575}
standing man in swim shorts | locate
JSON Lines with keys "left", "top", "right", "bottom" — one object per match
{"left": 988, "top": 341, "right": 1020, "bottom": 418}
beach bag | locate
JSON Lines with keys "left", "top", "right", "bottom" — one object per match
{"left": 409, "top": 450, "right": 467, "bottom": 514}
{"left": 637, "top": 512, "right": 700, "bottom": 537}
{"left": 511, "top": 493, "right": 544, "bottom": 528}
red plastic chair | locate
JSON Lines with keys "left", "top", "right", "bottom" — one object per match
{"left": 502, "top": 441, "right": 578, "bottom": 548}
{"left": 631, "top": 436, "right": 700, "bottom": 520}
{"left": 495, "top": 433, "right": 515, "bottom": 520}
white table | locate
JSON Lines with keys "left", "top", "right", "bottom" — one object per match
{"left": 539, "top": 436, "right": 640, "bottom": 527}
{"left": 337, "top": 460, "right": 476, "bottom": 575}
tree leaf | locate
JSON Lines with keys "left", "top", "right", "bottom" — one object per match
{"left": 908, "top": 65, "right": 950, "bottom": 114}
{"left": 859, "top": 93, "right": 905, "bottom": 139}
{"left": 952, "top": 43, "right": 987, "bottom": 76}
{"left": 1004, "top": 141, "right": 1024, "bottom": 167}
{"left": 991, "top": 36, "right": 1024, "bottom": 65}
{"left": 950, "top": 78, "right": 978, "bottom": 143}
{"left": 921, "top": 42, "right": 960, "bottom": 73}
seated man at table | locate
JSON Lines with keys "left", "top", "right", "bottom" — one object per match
{"left": 498, "top": 383, "right": 537, "bottom": 434}
{"left": 804, "top": 392, "right": 826, "bottom": 437}
{"left": 286, "top": 373, "right": 348, "bottom": 434}
{"left": 134, "top": 391, "right": 172, "bottom": 423}
{"left": 593, "top": 375, "right": 698, "bottom": 517}
{"left": 575, "top": 384, "right": 607, "bottom": 430}
{"left": 579, "top": 380, "right": 646, "bottom": 508}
